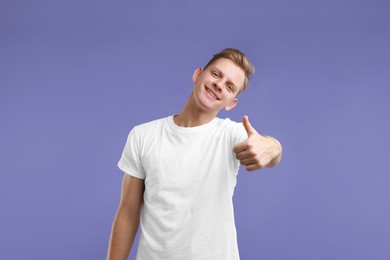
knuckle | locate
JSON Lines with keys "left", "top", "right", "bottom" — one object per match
{"left": 257, "top": 162, "right": 264, "bottom": 169}
{"left": 246, "top": 143, "right": 254, "bottom": 149}
{"left": 248, "top": 151, "right": 257, "bottom": 157}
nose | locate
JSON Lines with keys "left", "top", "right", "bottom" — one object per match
{"left": 212, "top": 82, "right": 222, "bottom": 93}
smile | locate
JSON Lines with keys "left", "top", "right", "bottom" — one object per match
{"left": 205, "top": 87, "right": 220, "bottom": 100}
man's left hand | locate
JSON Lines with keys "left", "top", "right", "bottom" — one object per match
{"left": 233, "top": 116, "right": 282, "bottom": 171}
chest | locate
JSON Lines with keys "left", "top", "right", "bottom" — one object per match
{"left": 141, "top": 131, "right": 234, "bottom": 185}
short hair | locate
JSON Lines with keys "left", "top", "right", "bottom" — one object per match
{"left": 204, "top": 48, "right": 255, "bottom": 92}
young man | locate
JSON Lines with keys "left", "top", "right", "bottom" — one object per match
{"left": 107, "top": 48, "right": 282, "bottom": 260}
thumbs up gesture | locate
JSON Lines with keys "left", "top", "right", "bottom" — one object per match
{"left": 233, "top": 116, "right": 282, "bottom": 171}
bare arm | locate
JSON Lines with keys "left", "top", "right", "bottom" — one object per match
{"left": 263, "top": 135, "right": 282, "bottom": 168}
{"left": 107, "top": 173, "right": 145, "bottom": 260}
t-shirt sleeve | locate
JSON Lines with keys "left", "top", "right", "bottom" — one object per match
{"left": 231, "top": 121, "right": 247, "bottom": 146}
{"left": 117, "top": 127, "right": 146, "bottom": 179}
{"left": 229, "top": 120, "right": 248, "bottom": 172}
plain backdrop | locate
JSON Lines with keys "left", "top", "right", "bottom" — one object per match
{"left": 1, "top": 0, "right": 389, "bottom": 259}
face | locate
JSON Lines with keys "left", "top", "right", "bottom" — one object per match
{"left": 192, "top": 58, "right": 246, "bottom": 113}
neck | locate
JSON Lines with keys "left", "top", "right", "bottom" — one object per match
{"left": 174, "top": 92, "right": 218, "bottom": 127}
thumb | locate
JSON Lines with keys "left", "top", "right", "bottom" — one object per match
{"left": 242, "top": 115, "right": 257, "bottom": 136}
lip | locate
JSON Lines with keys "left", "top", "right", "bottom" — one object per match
{"left": 205, "top": 86, "right": 220, "bottom": 100}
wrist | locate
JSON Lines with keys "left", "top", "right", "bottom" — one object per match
{"left": 265, "top": 136, "right": 282, "bottom": 167}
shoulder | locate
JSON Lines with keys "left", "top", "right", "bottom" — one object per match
{"left": 217, "top": 117, "right": 247, "bottom": 144}
{"left": 133, "top": 116, "right": 168, "bottom": 131}
{"left": 123, "top": 117, "right": 169, "bottom": 147}
{"left": 217, "top": 117, "right": 243, "bottom": 130}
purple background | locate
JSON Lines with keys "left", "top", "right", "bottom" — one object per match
{"left": 1, "top": 0, "right": 389, "bottom": 259}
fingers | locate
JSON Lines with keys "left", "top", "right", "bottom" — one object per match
{"left": 242, "top": 115, "right": 257, "bottom": 137}
{"left": 245, "top": 163, "right": 263, "bottom": 172}
{"left": 235, "top": 148, "right": 264, "bottom": 170}
{"left": 236, "top": 152, "right": 265, "bottom": 170}
{"left": 233, "top": 142, "right": 247, "bottom": 154}
{"left": 239, "top": 157, "right": 258, "bottom": 166}
{"left": 235, "top": 148, "right": 269, "bottom": 171}
{"left": 235, "top": 115, "right": 268, "bottom": 171}
{"left": 234, "top": 149, "right": 253, "bottom": 160}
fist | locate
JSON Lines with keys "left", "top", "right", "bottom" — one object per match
{"left": 233, "top": 116, "right": 281, "bottom": 171}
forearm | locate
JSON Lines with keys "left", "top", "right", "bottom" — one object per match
{"left": 265, "top": 136, "right": 282, "bottom": 168}
{"left": 107, "top": 209, "right": 140, "bottom": 260}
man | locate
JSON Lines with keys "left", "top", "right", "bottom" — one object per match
{"left": 107, "top": 48, "right": 282, "bottom": 260}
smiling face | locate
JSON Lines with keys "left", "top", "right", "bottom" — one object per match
{"left": 191, "top": 58, "right": 246, "bottom": 114}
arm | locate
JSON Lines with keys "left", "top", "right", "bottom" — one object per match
{"left": 262, "top": 135, "right": 282, "bottom": 168}
{"left": 233, "top": 116, "right": 283, "bottom": 171}
{"left": 107, "top": 173, "right": 145, "bottom": 260}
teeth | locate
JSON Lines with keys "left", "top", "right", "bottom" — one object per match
{"left": 207, "top": 88, "right": 217, "bottom": 99}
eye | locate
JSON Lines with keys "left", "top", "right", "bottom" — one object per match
{"left": 227, "top": 84, "right": 234, "bottom": 92}
{"left": 212, "top": 72, "right": 219, "bottom": 77}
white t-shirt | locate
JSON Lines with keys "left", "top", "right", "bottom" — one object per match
{"left": 118, "top": 115, "right": 247, "bottom": 260}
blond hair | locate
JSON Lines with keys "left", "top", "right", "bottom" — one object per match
{"left": 204, "top": 48, "right": 254, "bottom": 92}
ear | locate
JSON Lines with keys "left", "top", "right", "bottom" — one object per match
{"left": 192, "top": 67, "right": 203, "bottom": 82}
{"left": 224, "top": 98, "right": 238, "bottom": 111}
